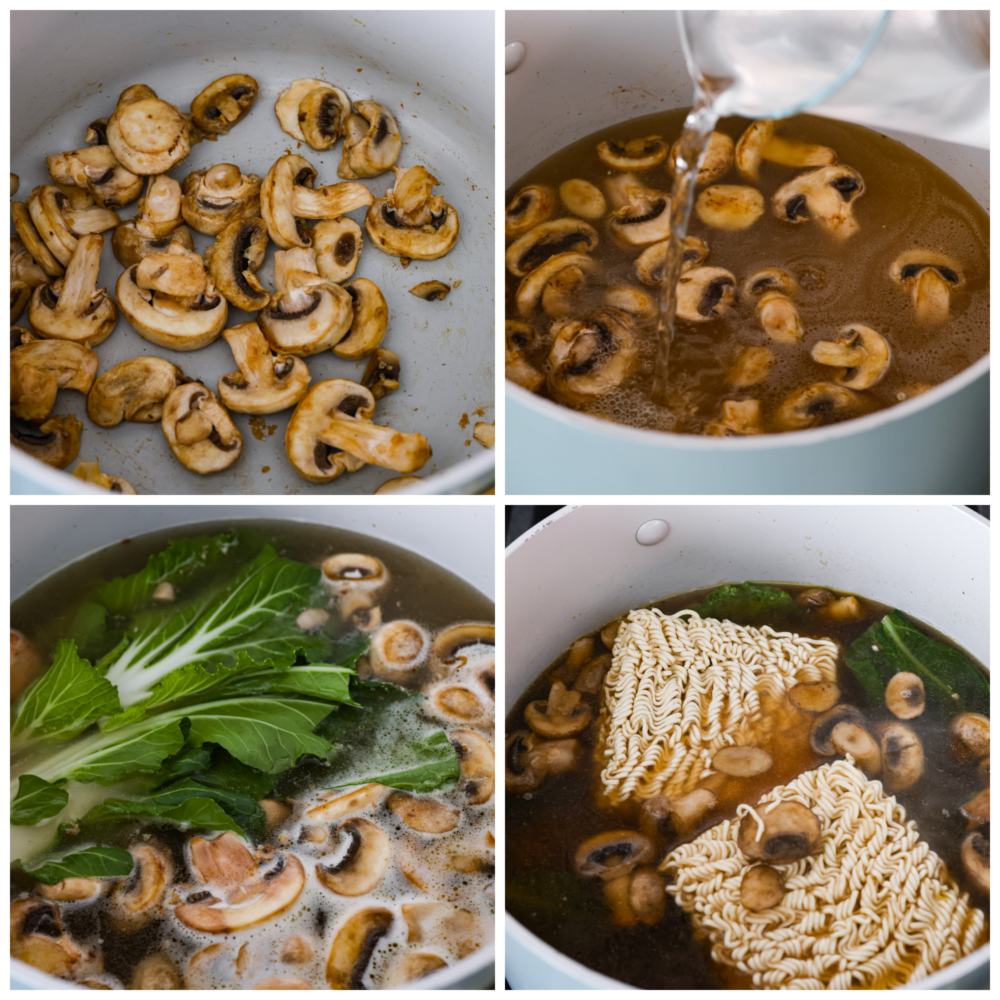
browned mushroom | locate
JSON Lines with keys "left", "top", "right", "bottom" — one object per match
{"left": 787, "top": 681, "right": 841, "bottom": 714}
{"left": 737, "top": 801, "right": 821, "bottom": 862}
{"left": 950, "top": 712, "right": 990, "bottom": 761}
{"left": 524, "top": 680, "right": 592, "bottom": 738}
{"left": 740, "top": 865, "right": 785, "bottom": 911}
{"left": 884, "top": 672, "right": 926, "bottom": 720}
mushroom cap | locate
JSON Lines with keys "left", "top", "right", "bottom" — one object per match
{"left": 361, "top": 348, "right": 401, "bottom": 399}
{"left": 410, "top": 279, "right": 452, "bottom": 301}
{"left": 515, "top": 251, "right": 596, "bottom": 318}
{"left": 333, "top": 278, "right": 388, "bottom": 359}
{"left": 109, "top": 843, "right": 172, "bottom": 931}
{"left": 734, "top": 120, "right": 776, "bottom": 182}
{"left": 574, "top": 830, "right": 655, "bottom": 880}
{"left": 182, "top": 164, "right": 262, "bottom": 237}
{"left": 960, "top": 830, "right": 989, "bottom": 895}
{"left": 161, "top": 382, "right": 242, "bottom": 474}
{"left": 258, "top": 154, "right": 316, "bottom": 249}
{"left": 774, "top": 381, "right": 860, "bottom": 432}
{"left": 71, "top": 458, "right": 135, "bottom": 495}
{"left": 258, "top": 268, "right": 353, "bottom": 357}
{"left": 546, "top": 306, "right": 637, "bottom": 407}
{"left": 204, "top": 216, "right": 270, "bottom": 311}
{"left": 809, "top": 704, "right": 864, "bottom": 756}
{"left": 705, "top": 399, "right": 763, "bottom": 437}
{"left": 728, "top": 346, "right": 775, "bottom": 388}
{"left": 387, "top": 791, "right": 461, "bottom": 834}
{"left": 787, "top": 680, "right": 841, "bottom": 714}
{"left": 876, "top": 721, "right": 925, "bottom": 792}
{"left": 430, "top": 684, "right": 485, "bottom": 723}
{"left": 313, "top": 217, "right": 364, "bottom": 284}
{"left": 317, "top": 818, "right": 392, "bottom": 896}
{"left": 524, "top": 680, "right": 592, "bottom": 738}
{"left": 506, "top": 184, "right": 556, "bottom": 240}
{"left": 275, "top": 78, "right": 337, "bottom": 142}
{"left": 326, "top": 908, "right": 394, "bottom": 989}
{"left": 740, "top": 865, "right": 785, "bottom": 912}
{"left": 365, "top": 188, "right": 460, "bottom": 261}
{"left": 107, "top": 96, "right": 191, "bottom": 175}
{"left": 890, "top": 249, "right": 964, "bottom": 325}
{"left": 773, "top": 165, "right": 864, "bottom": 240}
{"left": 668, "top": 131, "right": 735, "bottom": 185}
{"left": 11, "top": 414, "right": 82, "bottom": 468}
{"left": 598, "top": 135, "right": 668, "bottom": 171}
{"left": 811, "top": 323, "right": 890, "bottom": 390}
{"left": 218, "top": 321, "right": 311, "bottom": 415}
{"left": 386, "top": 953, "right": 448, "bottom": 987}
{"left": 505, "top": 218, "right": 600, "bottom": 278}
{"left": 37, "top": 878, "right": 104, "bottom": 903}
{"left": 755, "top": 291, "right": 803, "bottom": 344}
{"left": 961, "top": 787, "right": 990, "bottom": 825}
{"left": 27, "top": 184, "right": 119, "bottom": 267}
{"left": 558, "top": 178, "right": 606, "bottom": 220}
{"left": 299, "top": 84, "right": 352, "bottom": 151}
{"left": 130, "top": 952, "right": 181, "bottom": 990}
{"left": 337, "top": 100, "right": 402, "bottom": 179}
{"left": 737, "top": 800, "right": 822, "bottom": 861}
{"left": 190, "top": 74, "right": 259, "bottom": 135}
{"left": 285, "top": 381, "right": 373, "bottom": 483}
{"left": 451, "top": 728, "right": 495, "bottom": 805}
{"left": 830, "top": 720, "right": 882, "bottom": 774}
{"left": 431, "top": 623, "right": 495, "bottom": 676}
{"left": 950, "top": 712, "right": 990, "bottom": 760}
{"left": 695, "top": 184, "right": 765, "bottom": 231}
{"left": 608, "top": 185, "right": 672, "bottom": 245}
{"left": 112, "top": 217, "right": 194, "bottom": 269}
{"left": 11, "top": 340, "right": 99, "bottom": 421}
{"left": 884, "top": 671, "right": 926, "bottom": 720}
{"left": 712, "top": 745, "right": 773, "bottom": 777}
{"left": 368, "top": 620, "right": 430, "bottom": 681}
{"left": 87, "top": 356, "right": 186, "bottom": 426}
{"left": 676, "top": 266, "right": 736, "bottom": 323}
{"left": 742, "top": 267, "right": 798, "bottom": 301}
{"left": 12, "top": 200, "right": 64, "bottom": 277}
{"left": 10, "top": 899, "right": 85, "bottom": 977}
{"left": 373, "top": 476, "right": 422, "bottom": 494}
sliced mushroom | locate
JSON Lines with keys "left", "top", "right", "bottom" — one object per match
{"left": 431, "top": 623, "right": 495, "bottom": 678}
{"left": 712, "top": 745, "right": 772, "bottom": 777}
{"left": 26, "top": 183, "right": 119, "bottom": 267}
{"left": 72, "top": 460, "right": 137, "bottom": 494}
{"left": 362, "top": 348, "right": 400, "bottom": 399}
{"left": 218, "top": 321, "right": 310, "bottom": 414}
{"left": 557, "top": 178, "right": 606, "bottom": 220}
{"left": 676, "top": 265, "right": 736, "bottom": 323}
{"left": 472, "top": 421, "right": 495, "bottom": 450}
{"left": 261, "top": 154, "right": 374, "bottom": 250}
{"left": 11, "top": 414, "right": 82, "bottom": 468}
{"left": 598, "top": 135, "right": 668, "bottom": 171}
{"left": 774, "top": 382, "right": 860, "bottom": 432}
{"left": 131, "top": 952, "right": 181, "bottom": 989}
{"left": 546, "top": 306, "right": 636, "bottom": 407}
{"left": 333, "top": 279, "right": 388, "bottom": 359}
{"left": 741, "top": 268, "right": 802, "bottom": 343}
{"left": 819, "top": 595, "right": 865, "bottom": 621}
{"left": 524, "top": 680, "right": 591, "bottom": 739}
{"left": 667, "top": 131, "right": 734, "bottom": 185}
{"left": 368, "top": 620, "right": 430, "bottom": 682}
{"left": 112, "top": 174, "right": 195, "bottom": 267}
{"left": 87, "top": 357, "right": 186, "bottom": 426}
{"left": 387, "top": 792, "right": 460, "bottom": 834}
{"left": 259, "top": 799, "right": 293, "bottom": 834}
{"left": 809, "top": 704, "right": 864, "bottom": 756}
{"left": 37, "top": 878, "right": 104, "bottom": 903}
{"left": 11, "top": 237, "right": 50, "bottom": 324}
{"left": 321, "top": 552, "right": 390, "bottom": 618}
{"left": 202, "top": 216, "right": 269, "bottom": 311}
{"left": 950, "top": 713, "right": 990, "bottom": 761}
{"left": 182, "top": 163, "right": 262, "bottom": 237}
{"left": 830, "top": 721, "right": 881, "bottom": 774}
{"left": 811, "top": 324, "right": 890, "bottom": 390}
{"left": 961, "top": 830, "right": 989, "bottom": 895}
{"left": 317, "top": 818, "right": 391, "bottom": 896}
{"left": 109, "top": 842, "right": 171, "bottom": 931}
{"left": 505, "top": 218, "right": 599, "bottom": 278}
{"left": 574, "top": 830, "right": 654, "bottom": 880}
{"left": 787, "top": 681, "right": 840, "bottom": 714}
{"left": 695, "top": 184, "right": 765, "bottom": 231}
{"left": 11, "top": 340, "right": 98, "bottom": 421}
{"left": 373, "top": 476, "right": 422, "bottom": 494}
{"left": 326, "top": 908, "right": 394, "bottom": 989}
{"left": 308, "top": 783, "right": 387, "bottom": 822}
{"left": 506, "top": 185, "right": 555, "bottom": 239}
{"left": 299, "top": 85, "right": 352, "bottom": 151}
{"left": 884, "top": 672, "right": 926, "bottom": 720}
{"left": 47, "top": 141, "right": 143, "bottom": 210}
{"left": 255, "top": 976, "right": 315, "bottom": 990}
{"left": 504, "top": 320, "right": 543, "bottom": 392}
{"left": 515, "top": 251, "right": 596, "bottom": 318}
{"left": 773, "top": 165, "right": 865, "bottom": 240}
{"left": 635, "top": 795, "right": 672, "bottom": 841}
{"left": 735, "top": 120, "right": 775, "bottom": 182}
{"left": 365, "top": 165, "right": 460, "bottom": 260}
{"left": 28, "top": 235, "right": 117, "bottom": 345}
{"left": 385, "top": 952, "right": 447, "bottom": 986}
{"left": 338, "top": 101, "right": 402, "bottom": 179}
{"left": 430, "top": 685, "right": 484, "bottom": 722}
{"left": 280, "top": 936, "right": 315, "bottom": 964}
{"left": 728, "top": 346, "right": 775, "bottom": 388}
{"left": 741, "top": 865, "right": 785, "bottom": 912}
{"left": 573, "top": 653, "right": 609, "bottom": 694}
{"left": 961, "top": 787, "right": 990, "bottom": 826}
{"left": 890, "top": 250, "right": 964, "bottom": 325}
{"left": 626, "top": 867, "right": 666, "bottom": 926}
{"left": 275, "top": 78, "right": 348, "bottom": 144}
{"left": 979, "top": 757, "right": 990, "bottom": 782}
{"left": 258, "top": 248, "right": 353, "bottom": 356}
{"left": 191, "top": 74, "right": 259, "bottom": 136}
{"left": 161, "top": 383, "right": 242, "bottom": 474}
{"left": 737, "top": 800, "right": 821, "bottom": 861}
{"left": 705, "top": 399, "right": 763, "bottom": 437}
{"left": 313, "top": 218, "right": 364, "bottom": 284}
{"left": 12, "top": 201, "right": 64, "bottom": 278}
{"left": 608, "top": 183, "right": 671, "bottom": 246}
{"left": 10, "top": 899, "right": 86, "bottom": 977}
{"left": 451, "top": 729, "right": 495, "bottom": 805}
{"left": 635, "top": 235, "right": 707, "bottom": 287}
{"left": 538, "top": 264, "right": 584, "bottom": 318}
{"left": 106, "top": 85, "right": 192, "bottom": 175}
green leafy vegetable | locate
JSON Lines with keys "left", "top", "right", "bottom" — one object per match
{"left": 155, "top": 746, "right": 214, "bottom": 785}
{"left": 19, "top": 845, "right": 135, "bottom": 885}
{"left": 11, "top": 775, "right": 69, "bottom": 826}
{"left": 692, "top": 582, "right": 795, "bottom": 624}
{"left": 845, "top": 610, "right": 989, "bottom": 716}
{"left": 220, "top": 662, "right": 355, "bottom": 703}
{"left": 353, "top": 731, "right": 462, "bottom": 792}
{"left": 82, "top": 785, "right": 247, "bottom": 837}
{"left": 67, "top": 601, "right": 111, "bottom": 662}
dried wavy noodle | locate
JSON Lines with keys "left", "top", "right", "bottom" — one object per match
{"left": 662, "top": 758, "right": 987, "bottom": 989}
{"left": 598, "top": 607, "right": 838, "bottom": 802}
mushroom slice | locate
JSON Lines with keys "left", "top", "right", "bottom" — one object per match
{"left": 430, "top": 685, "right": 484, "bottom": 722}
{"left": 182, "top": 163, "right": 263, "bottom": 237}
{"left": 559, "top": 178, "right": 606, "bottom": 220}
{"left": 362, "top": 348, "right": 401, "bottom": 399}
{"left": 539, "top": 265, "right": 585, "bottom": 319}
{"left": 10, "top": 899, "right": 86, "bottom": 977}
{"left": 326, "top": 908, "right": 394, "bottom": 989}
{"left": 504, "top": 320, "right": 543, "bottom": 392}
{"left": 162, "top": 383, "right": 242, "bottom": 474}
{"left": 106, "top": 87, "right": 192, "bottom": 175}
{"left": 338, "top": 100, "right": 403, "bottom": 179}
{"left": 333, "top": 279, "right": 389, "bottom": 359}
{"left": 504, "top": 731, "right": 542, "bottom": 793}
{"left": 667, "top": 131, "right": 735, "bottom": 185}
{"left": 962, "top": 788, "right": 990, "bottom": 825}
{"left": 11, "top": 236, "right": 50, "bottom": 312}
{"left": 309, "top": 783, "right": 388, "bottom": 822}
{"left": 774, "top": 382, "right": 860, "bottom": 432}
{"left": 515, "top": 251, "right": 596, "bottom": 318}
{"left": 728, "top": 346, "right": 775, "bottom": 388}
{"left": 321, "top": 552, "right": 390, "bottom": 617}
{"left": 811, "top": 323, "right": 890, "bottom": 390}
{"left": 773, "top": 165, "right": 865, "bottom": 240}
{"left": 742, "top": 268, "right": 802, "bottom": 343}
{"left": 704, "top": 399, "right": 763, "bottom": 437}
{"left": 608, "top": 184, "right": 672, "bottom": 246}
{"left": 11, "top": 414, "right": 82, "bottom": 468}
{"left": 431, "top": 623, "right": 495, "bottom": 678}
{"left": 741, "top": 865, "right": 785, "bottom": 912}
{"left": 606, "top": 283, "right": 665, "bottom": 328}
{"left": 737, "top": 800, "right": 821, "bottom": 862}
{"left": 506, "top": 184, "right": 555, "bottom": 239}
{"left": 676, "top": 265, "right": 736, "bottom": 323}
{"left": 112, "top": 175, "right": 195, "bottom": 267}
{"left": 388, "top": 792, "right": 461, "bottom": 834}
{"left": 131, "top": 952, "right": 181, "bottom": 989}
{"left": 961, "top": 830, "right": 989, "bottom": 895}
{"left": 314, "top": 218, "right": 364, "bottom": 284}
{"left": 950, "top": 712, "right": 990, "bottom": 761}
{"left": 87, "top": 357, "right": 186, "bottom": 426}
{"left": 191, "top": 74, "right": 259, "bottom": 136}
{"left": 386, "top": 953, "right": 447, "bottom": 987}
{"left": 275, "top": 78, "right": 343, "bottom": 142}
{"left": 299, "top": 84, "right": 352, "bottom": 151}
{"left": 876, "top": 721, "right": 925, "bottom": 792}
{"left": 546, "top": 307, "right": 637, "bottom": 407}
{"left": 368, "top": 620, "right": 430, "bottom": 682}
{"left": 72, "top": 460, "right": 137, "bottom": 494}
{"left": 11, "top": 340, "right": 98, "bottom": 421}
{"left": 525, "top": 680, "right": 591, "bottom": 738}
{"left": 574, "top": 830, "right": 654, "bottom": 880}
{"left": 409, "top": 279, "right": 451, "bottom": 301}
{"left": 598, "top": 135, "right": 668, "bottom": 171}
{"left": 12, "top": 201, "right": 64, "bottom": 278}
{"left": 317, "top": 818, "right": 391, "bottom": 896}
{"left": 890, "top": 250, "right": 964, "bottom": 325}
{"left": 473, "top": 421, "right": 494, "bottom": 450}
{"left": 37, "top": 877, "right": 105, "bottom": 902}
{"left": 204, "top": 216, "right": 270, "bottom": 311}
{"left": 809, "top": 704, "right": 864, "bottom": 756}
{"left": 451, "top": 729, "right": 495, "bottom": 805}
{"left": 47, "top": 142, "right": 143, "bottom": 210}
{"left": 505, "top": 218, "right": 600, "bottom": 278}
{"left": 365, "top": 165, "right": 460, "bottom": 260}
{"left": 374, "top": 476, "right": 422, "bottom": 494}
{"left": 695, "top": 184, "right": 765, "bottom": 231}
{"left": 742, "top": 266, "right": 797, "bottom": 301}
{"left": 831, "top": 721, "right": 881, "bottom": 773}
{"left": 26, "top": 184, "right": 120, "bottom": 267}
{"left": 885, "top": 672, "right": 926, "bottom": 719}
{"left": 787, "top": 680, "right": 840, "bottom": 714}
{"left": 762, "top": 134, "right": 837, "bottom": 169}
{"left": 109, "top": 842, "right": 172, "bottom": 931}
{"left": 712, "top": 745, "right": 772, "bottom": 777}
{"left": 28, "top": 235, "right": 117, "bottom": 346}
{"left": 635, "top": 235, "right": 708, "bottom": 287}
{"left": 734, "top": 120, "right": 775, "bottom": 181}
{"left": 218, "top": 321, "right": 311, "bottom": 415}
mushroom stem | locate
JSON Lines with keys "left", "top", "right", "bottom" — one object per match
{"left": 58, "top": 234, "right": 104, "bottom": 314}
{"left": 318, "top": 417, "right": 430, "bottom": 474}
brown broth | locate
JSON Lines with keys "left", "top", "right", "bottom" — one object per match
{"left": 505, "top": 111, "right": 990, "bottom": 435}
{"left": 505, "top": 583, "right": 989, "bottom": 989}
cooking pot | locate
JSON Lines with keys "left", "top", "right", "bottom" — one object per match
{"left": 505, "top": 503, "right": 989, "bottom": 989}
{"left": 505, "top": 10, "right": 989, "bottom": 494}
{"left": 12, "top": 10, "right": 494, "bottom": 495}
{"left": 10, "top": 504, "right": 495, "bottom": 990}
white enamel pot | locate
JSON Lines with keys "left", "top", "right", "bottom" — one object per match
{"left": 12, "top": 10, "right": 494, "bottom": 495}
{"left": 11, "top": 504, "right": 495, "bottom": 990}
{"left": 505, "top": 11, "right": 989, "bottom": 494}
{"left": 505, "top": 503, "right": 989, "bottom": 989}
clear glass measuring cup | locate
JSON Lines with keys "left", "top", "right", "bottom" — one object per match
{"left": 679, "top": 10, "right": 989, "bottom": 148}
